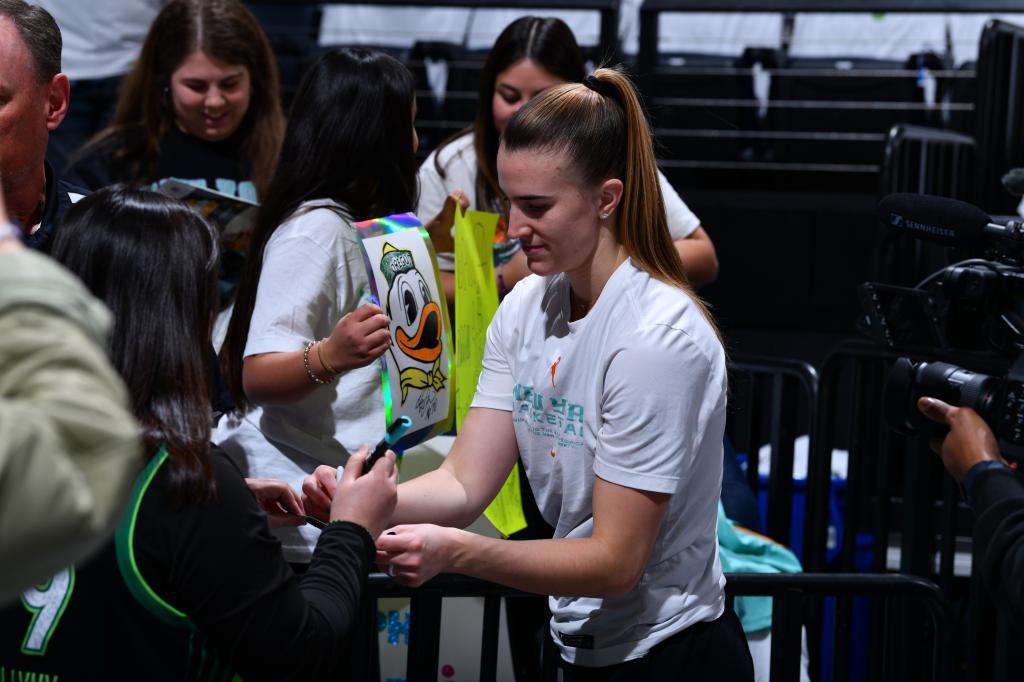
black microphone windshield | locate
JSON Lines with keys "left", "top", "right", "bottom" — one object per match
{"left": 877, "top": 193, "right": 990, "bottom": 247}
{"left": 1002, "top": 168, "right": 1024, "bottom": 196}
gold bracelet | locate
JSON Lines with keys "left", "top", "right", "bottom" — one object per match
{"left": 303, "top": 340, "right": 334, "bottom": 385}
{"left": 316, "top": 339, "right": 339, "bottom": 376}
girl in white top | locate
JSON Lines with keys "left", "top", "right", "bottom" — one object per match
{"left": 417, "top": 17, "right": 719, "bottom": 304}
{"left": 307, "top": 67, "right": 753, "bottom": 678}
{"left": 215, "top": 48, "right": 420, "bottom": 561}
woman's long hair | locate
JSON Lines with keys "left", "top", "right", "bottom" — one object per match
{"left": 502, "top": 67, "right": 720, "bottom": 336}
{"left": 51, "top": 187, "right": 220, "bottom": 503}
{"left": 220, "top": 47, "right": 418, "bottom": 410}
{"left": 433, "top": 16, "right": 584, "bottom": 213}
{"left": 77, "top": 0, "right": 284, "bottom": 195}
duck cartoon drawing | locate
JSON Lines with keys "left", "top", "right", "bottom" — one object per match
{"left": 379, "top": 241, "right": 447, "bottom": 404}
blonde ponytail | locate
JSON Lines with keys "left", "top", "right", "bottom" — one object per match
{"left": 503, "top": 65, "right": 720, "bottom": 336}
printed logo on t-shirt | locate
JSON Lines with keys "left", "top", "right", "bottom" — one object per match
{"left": 550, "top": 356, "right": 562, "bottom": 387}
{"left": 512, "top": 384, "right": 584, "bottom": 449}
{"left": 153, "top": 177, "right": 258, "bottom": 202}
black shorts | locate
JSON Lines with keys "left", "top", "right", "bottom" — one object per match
{"left": 547, "top": 608, "right": 754, "bottom": 682}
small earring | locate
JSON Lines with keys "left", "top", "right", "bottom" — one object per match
{"left": 599, "top": 212, "right": 609, "bottom": 219}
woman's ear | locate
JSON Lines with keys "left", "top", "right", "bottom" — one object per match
{"left": 597, "top": 178, "right": 624, "bottom": 220}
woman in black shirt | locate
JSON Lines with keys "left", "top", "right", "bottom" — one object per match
{"left": 65, "top": 0, "right": 284, "bottom": 199}
{"left": 0, "top": 187, "right": 395, "bottom": 681}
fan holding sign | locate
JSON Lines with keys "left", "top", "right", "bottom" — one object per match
{"left": 355, "top": 212, "right": 453, "bottom": 445}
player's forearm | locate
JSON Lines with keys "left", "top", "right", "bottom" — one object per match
{"left": 392, "top": 466, "right": 482, "bottom": 528}
{"left": 449, "top": 531, "right": 645, "bottom": 596}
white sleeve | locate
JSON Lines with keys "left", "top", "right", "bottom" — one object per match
{"left": 658, "top": 170, "right": 701, "bottom": 240}
{"left": 416, "top": 149, "right": 452, "bottom": 226}
{"left": 243, "top": 232, "right": 338, "bottom": 357}
{"left": 593, "top": 331, "right": 718, "bottom": 494}
{"left": 470, "top": 297, "right": 515, "bottom": 412}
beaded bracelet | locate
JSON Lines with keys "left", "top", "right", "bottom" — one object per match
{"left": 303, "top": 340, "right": 334, "bottom": 385}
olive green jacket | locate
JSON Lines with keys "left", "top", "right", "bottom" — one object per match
{"left": 0, "top": 250, "right": 140, "bottom": 604}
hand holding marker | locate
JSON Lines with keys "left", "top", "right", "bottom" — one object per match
{"left": 289, "top": 416, "right": 411, "bottom": 527}
{"left": 362, "top": 416, "right": 412, "bottom": 475}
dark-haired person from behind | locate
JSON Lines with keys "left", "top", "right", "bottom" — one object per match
{"left": 216, "top": 47, "right": 418, "bottom": 563}
{"left": 0, "top": 186, "right": 397, "bottom": 680}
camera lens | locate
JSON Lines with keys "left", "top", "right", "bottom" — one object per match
{"left": 884, "top": 359, "right": 1000, "bottom": 434}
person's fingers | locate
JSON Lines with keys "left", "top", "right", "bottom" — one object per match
{"left": 367, "top": 327, "right": 392, "bottom": 347}
{"left": 282, "top": 486, "right": 304, "bottom": 515}
{"left": 375, "top": 527, "right": 407, "bottom": 552}
{"left": 917, "top": 396, "right": 953, "bottom": 424}
{"left": 383, "top": 451, "right": 398, "bottom": 478}
{"left": 301, "top": 481, "right": 330, "bottom": 512}
{"left": 371, "top": 450, "right": 396, "bottom": 479}
{"left": 315, "top": 466, "right": 339, "bottom": 497}
{"left": 350, "top": 303, "right": 384, "bottom": 321}
{"left": 301, "top": 493, "right": 329, "bottom": 521}
{"left": 352, "top": 320, "right": 391, "bottom": 350}
{"left": 299, "top": 477, "right": 323, "bottom": 503}
{"left": 342, "top": 454, "right": 364, "bottom": 481}
{"left": 341, "top": 445, "right": 370, "bottom": 482}
{"left": 365, "top": 449, "right": 394, "bottom": 477}
{"left": 275, "top": 504, "right": 306, "bottom": 526}
{"left": 302, "top": 474, "right": 332, "bottom": 512}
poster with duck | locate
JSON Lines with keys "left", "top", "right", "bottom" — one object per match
{"left": 355, "top": 212, "right": 453, "bottom": 447}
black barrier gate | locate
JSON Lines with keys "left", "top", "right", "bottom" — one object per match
{"left": 800, "top": 339, "right": 1024, "bottom": 681}
{"left": 362, "top": 571, "right": 954, "bottom": 682}
{"left": 728, "top": 354, "right": 818, "bottom": 547}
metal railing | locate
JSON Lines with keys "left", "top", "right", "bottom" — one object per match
{"left": 364, "top": 571, "right": 955, "bottom": 681}
{"left": 248, "top": 0, "right": 620, "bottom": 59}
{"left": 728, "top": 354, "right": 818, "bottom": 547}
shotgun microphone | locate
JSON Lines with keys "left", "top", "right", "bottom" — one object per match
{"left": 877, "top": 193, "right": 1024, "bottom": 249}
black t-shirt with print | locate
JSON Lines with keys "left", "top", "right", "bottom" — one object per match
{"left": 65, "top": 125, "right": 252, "bottom": 198}
{"left": 66, "top": 126, "right": 256, "bottom": 309}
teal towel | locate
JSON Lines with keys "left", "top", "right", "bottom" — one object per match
{"left": 718, "top": 501, "right": 803, "bottom": 633}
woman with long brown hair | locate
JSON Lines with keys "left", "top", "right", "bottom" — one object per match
{"left": 65, "top": 0, "right": 284, "bottom": 199}
{"left": 308, "top": 67, "right": 753, "bottom": 680}
{"left": 418, "top": 16, "right": 719, "bottom": 304}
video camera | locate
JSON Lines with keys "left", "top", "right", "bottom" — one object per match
{"left": 860, "top": 192, "right": 1024, "bottom": 461}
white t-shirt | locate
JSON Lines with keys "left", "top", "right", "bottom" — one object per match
{"left": 37, "top": 0, "right": 162, "bottom": 81}
{"left": 472, "top": 259, "right": 727, "bottom": 667}
{"left": 416, "top": 132, "right": 702, "bottom": 270}
{"left": 214, "top": 199, "right": 384, "bottom": 561}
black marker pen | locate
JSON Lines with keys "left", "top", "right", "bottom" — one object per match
{"left": 362, "top": 416, "right": 413, "bottom": 475}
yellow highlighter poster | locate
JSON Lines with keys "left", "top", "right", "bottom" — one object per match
{"left": 453, "top": 209, "right": 527, "bottom": 537}
{"left": 453, "top": 209, "right": 499, "bottom": 429}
